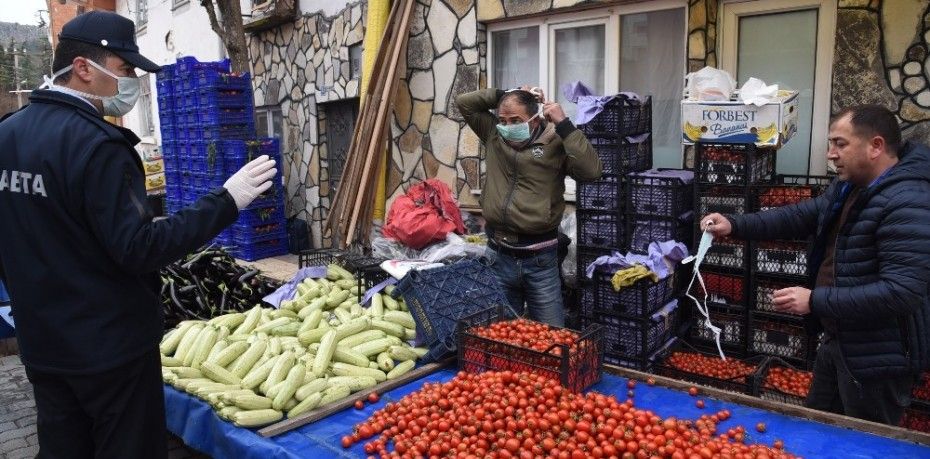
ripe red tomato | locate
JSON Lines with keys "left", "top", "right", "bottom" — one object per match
{"left": 696, "top": 400, "right": 705, "bottom": 409}
{"left": 756, "top": 422, "right": 767, "bottom": 433}
{"left": 647, "top": 377, "right": 656, "bottom": 386}
{"left": 689, "top": 387, "right": 699, "bottom": 396}
{"left": 627, "top": 380, "right": 637, "bottom": 389}
{"left": 354, "top": 400, "right": 364, "bottom": 410}
{"left": 367, "top": 392, "right": 380, "bottom": 403}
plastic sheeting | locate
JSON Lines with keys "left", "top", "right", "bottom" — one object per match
{"left": 166, "top": 369, "right": 930, "bottom": 458}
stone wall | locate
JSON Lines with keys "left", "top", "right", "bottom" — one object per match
{"left": 833, "top": 0, "right": 930, "bottom": 142}
{"left": 248, "top": 3, "right": 366, "bottom": 247}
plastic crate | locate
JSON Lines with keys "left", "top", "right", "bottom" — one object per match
{"left": 178, "top": 69, "right": 251, "bottom": 91}
{"left": 754, "top": 276, "right": 798, "bottom": 313}
{"left": 749, "top": 312, "right": 812, "bottom": 361}
{"left": 156, "top": 64, "right": 177, "bottom": 82}
{"left": 654, "top": 340, "right": 761, "bottom": 394}
{"left": 901, "top": 402, "right": 930, "bottom": 433}
{"left": 690, "top": 304, "right": 746, "bottom": 348}
{"left": 752, "top": 175, "right": 833, "bottom": 212}
{"left": 584, "top": 270, "right": 678, "bottom": 318}
{"left": 627, "top": 169, "right": 693, "bottom": 218}
{"left": 628, "top": 215, "right": 693, "bottom": 254}
{"left": 588, "top": 135, "right": 652, "bottom": 176}
{"left": 219, "top": 139, "right": 281, "bottom": 173}
{"left": 186, "top": 124, "right": 256, "bottom": 142}
{"left": 584, "top": 299, "right": 678, "bottom": 357}
{"left": 298, "top": 249, "right": 346, "bottom": 268}
{"left": 578, "top": 95, "right": 652, "bottom": 137}
{"left": 754, "top": 240, "right": 809, "bottom": 277}
{"left": 756, "top": 358, "right": 813, "bottom": 406}
{"left": 188, "top": 172, "right": 226, "bottom": 190}
{"left": 237, "top": 203, "right": 284, "bottom": 227}
{"left": 700, "top": 236, "right": 749, "bottom": 271}
{"left": 233, "top": 219, "right": 287, "bottom": 241}
{"left": 690, "top": 270, "right": 747, "bottom": 309}
{"left": 576, "top": 177, "right": 624, "bottom": 212}
{"left": 457, "top": 305, "right": 603, "bottom": 392}
{"left": 231, "top": 235, "right": 288, "bottom": 261}
{"left": 696, "top": 143, "right": 775, "bottom": 185}
{"left": 393, "top": 260, "right": 512, "bottom": 362}
{"left": 697, "top": 186, "right": 749, "bottom": 216}
{"left": 190, "top": 106, "right": 255, "bottom": 126}
{"left": 175, "top": 56, "right": 231, "bottom": 75}
{"left": 185, "top": 88, "right": 253, "bottom": 109}
{"left": 913, "top": 372, "right": 930, "bottom": 403}
{"left": 576, "top": 247, "right": 613, "bottom": 282}
{"left": 576, "top": 210, "right": 625, "bottom": 249}
{"left": 603, "top": 338, "right": 676, "bottom": 372}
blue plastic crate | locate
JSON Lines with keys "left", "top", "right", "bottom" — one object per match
{"left": 231, "top": 236, "right": 288, "bottom": 261}
{"left": 186, "top": 88, "right": 253, "bottom": 109}
{"left": 175, "top": 56, "right": 230, "bottom": 75}
{"left": 232, "top": 218, "right": 286, "bottom": 241}
{"left": 193, "top": 107, "right": 254, "bottom": 126}
{"left": 392, "top": 260, "right": 514, "bottom": 362}
{"left": 237, "top": 203, "right": 284, "bottom": 226}
{"left": 177, "top": 70, "right": 250, "bottom": 92}
{"left": 188, "top": 124, "right": 255, "bottom": 142}
{"left": 218, "top": 139, "right": 280, "bottom": 173}
{"left": 156, "top": 64, "right": 177, "bottom": 82}
{"left": 189, "top": 173, "right": 226, "bottom": 190}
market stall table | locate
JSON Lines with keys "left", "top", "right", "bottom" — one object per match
{"left": 165, "top": 368, "right": 930, "bottom": 458}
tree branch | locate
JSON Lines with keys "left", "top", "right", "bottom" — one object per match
{"left": 200, "top": 0, "right": 229, "bottom": 43}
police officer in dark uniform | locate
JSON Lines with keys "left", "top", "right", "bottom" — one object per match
{"left": 0, "top": 11, "right": 277, "bottom": 458}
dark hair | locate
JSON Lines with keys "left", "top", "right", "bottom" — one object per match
{"left": 51, "top": 39, "right": 116, "bottom": 83}
{"left": 832, "top": 104, "right": 902, "bottom": 155}
{"left": 498, "top": 90, "right": 539, "bottom": 118}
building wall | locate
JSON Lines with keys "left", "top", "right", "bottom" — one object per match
{"left": 48, "top": 0, "right": 116, "bottom": 47}
{"left": 833, "top": 0, "right": 930, "bottom": 144}
{"left": 248, "top": 2, "right": 366, "bottom": 247}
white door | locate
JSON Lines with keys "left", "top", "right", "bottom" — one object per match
{"left": 720, "top": 0, "right": 835, "bottom": 175}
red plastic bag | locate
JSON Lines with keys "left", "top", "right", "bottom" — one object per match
{"left": 383, "top": 179, "right": 465, "bottom": 250}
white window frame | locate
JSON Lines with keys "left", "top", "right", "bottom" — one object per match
{"left": 487, "top": 0, "right": 687, "bottom": 103}
{"left": 138, "top": 74, "right": 155, "bottom": 138}
{"left": 256, "top": 106, "right": 286, "bottom": 150}
{"left": 719, "top": 0, "right": 836, "bottom": 175}
{"left": 135, "top": 0, "right": 148, "bottom": 29}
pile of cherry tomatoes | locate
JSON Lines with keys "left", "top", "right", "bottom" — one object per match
{"left": 470, "top": 319, "right": 580, "bottom": 354}
{"left": 912, "top": 372, "right": 930, "bottom": 401}
{"left": 763, "top": 366, "right": 812, "bottom": 399}
{"left": 342, "top": 371, "right": 795, "bottom": 458}
{"left": 664, "top": 351, "right": 758, "bottom": 382}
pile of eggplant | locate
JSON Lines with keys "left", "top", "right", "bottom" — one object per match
{"left": 161, "top": 247, "right": 281, "bottom": 328}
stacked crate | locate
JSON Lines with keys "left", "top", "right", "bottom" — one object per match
{"left": 688, "top": 142, "right": 778, "bottom": 355}
{"left": 625, "top": 168, "right": 694, "bottom": 254}
{"left": 747, "top": 175, "right": 831, "bottom": 367}
{"left": 156, "top": 56, "right": 287, "bottom": 261}
{"left": 574, "top": 96, "right": 687, "bottom": 371}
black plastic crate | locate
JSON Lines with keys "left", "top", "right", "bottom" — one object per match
{"left": 749, "top": 312, "right": 813, "bottom": 361}
{"left": 627, "top": 214, "right": 693, "bottom": 254}
{"left": 753, "top": 276, "right": 798, "bottom": 314}
{"left": 752, "top": 175, "right": 833, "bottom": 212}
{"left": 395, "top": 260, "right": 512, "bottom": 362}
{"left": 457, "top": 305, "right": 603, "bottom": 392}
{"left": 585, "top": 270, "right": 678, "bottom": 318}
{"left": 697, "top": 186, "right": 749, "bottom": 216}
{"left": 696, "top": 143, "right": 775, "bottom": 186}
{"left": 578, "top": 95, "right": 652, "bottom": 137}
{"left": 900, "top": 401, "right": 930, "bottom": 433}
{"left": 754, "top": 240, "right": 809, "bottom": 277}
{"left": 627, "top": 169, "right": 693, "bottom": 218}
{"left": 756, "top": 357, "right": 813, "bottom": 406}
{"left": 602, "top": 338, "right": 676, "bottom": 372}
{"left": 576, "top": 247, "right": 613, "bottom": 283}
{"left": 298, "top": 248, "right": 345, "bottom": 268}
{"left": 690, "top": 270, "right": 748, "bottom": 309}
{"left": 690, "top": 304, "right": 746, "bottom": 348}
{"left": 654, "top": 340, "right": 762, "bottom": 395}
{"left": 698, "top": 235, "right": 749, "bottom": 271}
{"left": 576, "top": 210, "right": 625, "bottom": 249}
{"left": 577, "top": 177, "right": 625, "bottom": 212}
{"left": 588, "top": 135, "right": 652, "bottom": 176}
{"left": 583, "top": 299, "right": 678, "bottom": 357}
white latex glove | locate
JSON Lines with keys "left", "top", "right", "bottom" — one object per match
{"left": 223, "top": 155, "right": 277, "bottom": 210}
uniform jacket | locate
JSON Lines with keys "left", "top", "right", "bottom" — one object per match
{"left": 0, "top": 90, "right": 238, "bottom": 374}
{"left": 456, "top": 89, "right": 602, "bottom": 240}
{"left": 726, "top": 142, "right": 930, "bottom": 380}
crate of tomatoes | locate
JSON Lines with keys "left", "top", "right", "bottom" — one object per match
{"left": 755, "top": 357, "right": 813, "bottom": 406}
{"left": 901, "top": 400, "right": 930, "bottom": 433}
{"left": 456, "top": 305, "right": 604, "bottom": 392}
{"left": 654, "top": 340, "right": 763, "bottom": 394}
{"left": 913, "top": 372, "right": 930, "bottom": 403}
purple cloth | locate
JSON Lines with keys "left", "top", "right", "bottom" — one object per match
{"left": 630, "top": 169, "right": 695, "bottom": 185}
{"left": 262, "top": 266, "right": 327, "bottom": 308}
{"left": 562, "top": 81, "right": 646, "bottom": 126}
{"left": 361, "top": 277, "right": 399, "bottom": 306}
{"left": 584, "top": 239, "right": 689, "bottom": 280}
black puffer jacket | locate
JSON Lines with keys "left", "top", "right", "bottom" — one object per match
{"left": 726, "top": 142, "right": 930, "bottom": 380}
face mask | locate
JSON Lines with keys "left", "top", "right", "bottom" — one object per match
{"left": 42, "top": 58, "right": 141, "bottom": 117}
{"left": 496, "top": 106, "right": 543, "bottom": 143}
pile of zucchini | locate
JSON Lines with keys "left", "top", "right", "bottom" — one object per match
{"left": 159, "top": 264, "right": 424, "bottom": 428}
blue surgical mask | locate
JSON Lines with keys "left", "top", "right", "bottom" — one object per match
{"left": 496, "top": 107, "right": 543, "bottom": 142}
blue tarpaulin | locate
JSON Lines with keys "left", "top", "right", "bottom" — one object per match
{"left": 166, "top": 369, "right": 930, "bottom": 458}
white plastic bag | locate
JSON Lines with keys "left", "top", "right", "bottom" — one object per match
{"left": 560, "top": 211, "right": 577, "bottom": 287}
{"left": 738, "top": 77, "right": 779, "bottom": 106}
{"left": 685, "top": 66, "right": 736, "bottom": 101}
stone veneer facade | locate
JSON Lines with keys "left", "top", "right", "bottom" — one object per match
{"left": 250, "top": 0, "right": 930, "bottom": 247}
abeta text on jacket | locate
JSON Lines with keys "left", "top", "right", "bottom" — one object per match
{"left": 0, "top": 169, "right": 48, "bottom": 197}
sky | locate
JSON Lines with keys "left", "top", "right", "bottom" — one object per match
{"left": 0, "top": 0, "right": 49, "bottom": 27}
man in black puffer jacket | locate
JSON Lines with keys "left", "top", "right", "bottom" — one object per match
{"left": 702, "top": 105, "right": 930, "bottom": 425}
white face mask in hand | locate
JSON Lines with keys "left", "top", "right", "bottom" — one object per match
{"left": 682, "top": 230, "right": 727, "bottom": 360}
{"left": 42, "top": 59, "right": 141, "bottom": 117}
{"left": 224, "top": 155, "right": 278, "bottom": 210}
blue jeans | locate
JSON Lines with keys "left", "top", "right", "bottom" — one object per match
{"left": 485, "top": 247, "right": 564, "bottom": 327}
